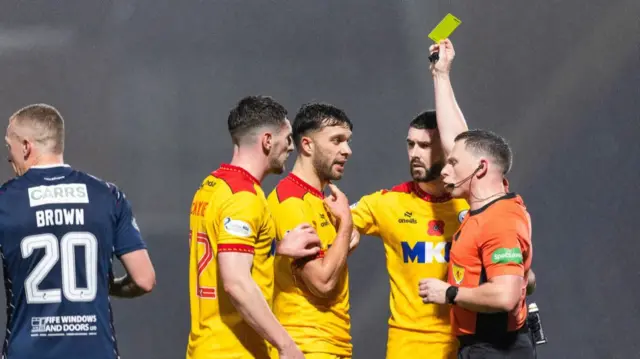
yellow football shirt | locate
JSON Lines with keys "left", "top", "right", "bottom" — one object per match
{"left": 351, "top": 181, "right": 469, "bottom": 359}
{"left": 267, "top": 173, "right": 352, "bottom": 357}
{"left": 187, "top": 164, "right": 276, "bottom": 359}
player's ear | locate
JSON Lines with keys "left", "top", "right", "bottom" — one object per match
{"left": 22, "top": 138, "right": 32, "bottom": 160}
{"left": 261, "top": 132, "right": 273, "bottom": 152}
{"left": 300, "top": 136, "right": 313, "bottom": 156}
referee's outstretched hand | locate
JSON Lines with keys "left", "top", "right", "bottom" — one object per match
{"left": 429, "top": 38, "right": 455, "bottom": 76}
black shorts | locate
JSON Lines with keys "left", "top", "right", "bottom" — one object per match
{"left": 457, "top": 331, "right": 535, "bottom": 359}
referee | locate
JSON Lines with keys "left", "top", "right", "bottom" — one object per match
{"left": 418, "top": 129, "right": 534, "bottom": 358}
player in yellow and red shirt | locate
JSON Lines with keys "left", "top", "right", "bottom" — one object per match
{"left": 186, "top": 96, "right": 322, "bottom": 359}
{"left": 351, "top": 112, "right": 468, "bottom": 358}
{"left": 350, "top": 39, "right": 471, "bottom": 359}
{"left": 268, "top": 103, "right": 355, "bottom": 359}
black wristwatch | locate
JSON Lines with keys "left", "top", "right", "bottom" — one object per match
{"left": 445, "top": 285, "right": 459, "bottom": 305}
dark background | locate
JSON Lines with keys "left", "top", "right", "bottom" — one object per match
{"left": 0, "top": 1, "right": 638, "bottom": 358}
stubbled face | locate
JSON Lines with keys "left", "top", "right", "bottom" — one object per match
{"left": 441, "top": 140, "right": 477, "bottom": 198}
{"left": 407, "top": 127, "right": 444, "bottom": 182}
{"left": 308, "top": 125, "right": 352, "bottom": 182}
{"left": 267, "top": 120, "right": 294, "bottom": 174}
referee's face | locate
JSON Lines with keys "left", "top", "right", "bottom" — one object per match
{"left": 442, "top": 141, "right": 475, "bottom": 198}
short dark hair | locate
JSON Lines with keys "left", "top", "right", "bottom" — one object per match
{"left": 454, "top": 129, "right": 513, "bottom": 174}
{"left": 227, "top": 95, "right": 288, "bottom": 144}
{"left": 409, "top": 110, "right": 437, "bottom": 130}
{"left": 292, "top": 103, "right": 352, "bottom": 147}
{"left": 11, "top": 103, "right": 65, "bottom": 154}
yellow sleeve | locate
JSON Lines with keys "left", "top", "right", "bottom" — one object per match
{"left": 212, "top": 191, "right": 264, "bottom": 253}
{"left": 270, "top": 197, "right": 315, "bottom": 240}
{"left": 350, "top": 191, "right": 381, "bottom": 237}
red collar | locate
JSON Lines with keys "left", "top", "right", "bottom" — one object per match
{"left": 216, "top": 164, "right": 261, "bottom": 185}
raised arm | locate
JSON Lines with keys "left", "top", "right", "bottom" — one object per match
{"left": 431, "top": 39, "right": 469, "bottom": 155}
{"left": 295, "top": 184, "right": 353, "bottom": 297}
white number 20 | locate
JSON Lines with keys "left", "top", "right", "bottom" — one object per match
{"left": 20, "top": 232, "right": 98, "bottom": 304}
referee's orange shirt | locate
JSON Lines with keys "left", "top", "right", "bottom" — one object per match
{"left": 447, "top": 193, "right": 532, "bottom": 337}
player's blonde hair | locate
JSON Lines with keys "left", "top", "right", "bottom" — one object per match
{"left": 10, "top": 103, "right": 65, "bottom": 154}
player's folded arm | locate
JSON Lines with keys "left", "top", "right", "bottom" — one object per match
{"left": 292, "top": 253, "right": 333, "bottom": 298}
{"left": 292, "top": 225, "right": 352, "bottom": 298}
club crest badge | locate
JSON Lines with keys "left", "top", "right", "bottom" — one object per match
{"left": 458, "top": 209, "right": 469, "bottom": 223}
{"left": 452, "top": 263, "right": 465, "bottom": 284}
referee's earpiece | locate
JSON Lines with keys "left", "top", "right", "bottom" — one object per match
{"left": 474, "top": 161, "right": 486, "bottom": 176}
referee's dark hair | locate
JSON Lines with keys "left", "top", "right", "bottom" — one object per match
{"left": 227, "top": 95, "right": 288, "bottom": 145}
{"left": 292, "top": 103, "right": 352, "bottom": 148}
{"left": 455, "top": 129, "right": 513, "bottom": 175}
{"left": 409, "top": 110, "right": 437, "bottom": 130}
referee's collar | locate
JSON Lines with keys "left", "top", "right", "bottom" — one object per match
{"left": 469, "top": 192, "right": 517, "bottom": 216}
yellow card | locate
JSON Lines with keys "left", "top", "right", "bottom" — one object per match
{"left": 428, "top": 13, "right": 462, "bottom": 43}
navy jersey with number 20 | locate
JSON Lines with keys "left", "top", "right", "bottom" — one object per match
{"left": 0, "top": 165, "right": 147, "bottom": 359}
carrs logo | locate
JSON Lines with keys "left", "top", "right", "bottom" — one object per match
{"left": 28, "top": 183, "right": 89, "bottom": 207}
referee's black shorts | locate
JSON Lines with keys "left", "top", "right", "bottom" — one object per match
{"left": 457, "top": 326, "right": 535, "bottom": 359}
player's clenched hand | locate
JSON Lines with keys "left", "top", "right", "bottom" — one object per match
{"left": 418, "top": 278, "right": 449, "bottom": 305}
{"left": 323, "top": 183, "right": 352, "bottom": 226}
{"left": 429, "top": 38, "right": 455, "bottom": 76}
{"left": 277, "top": 223, "right": 321, "bottom": 259}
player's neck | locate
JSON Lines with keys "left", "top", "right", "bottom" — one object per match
{"left": 291, "top": 157, "right": 323, "bottom": 192}
{"left": 28, "top": 154, "right": 65, "bottom": 170}
{"left": 416, "top": 180, "right": 448, "bottom": 197}
{"left": 467, "top": 180, "right": 507, "bottom": 211}
{"left": 229, "top": 151, "right": 269, "bottom": 184}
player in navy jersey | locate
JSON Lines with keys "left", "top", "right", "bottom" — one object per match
{"left": 0, "top": 104, "right": 156, "bottom": 359}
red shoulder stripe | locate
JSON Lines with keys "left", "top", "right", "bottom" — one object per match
{"left": 212, "top": 164, "right": 258, "bottom": 195}
{"left": 276, "top": 173, "right": 323, "bottom": 202}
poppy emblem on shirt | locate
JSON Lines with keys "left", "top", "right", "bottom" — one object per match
{"left": 427, "top": 220, "right": 445, "bottom": 236}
